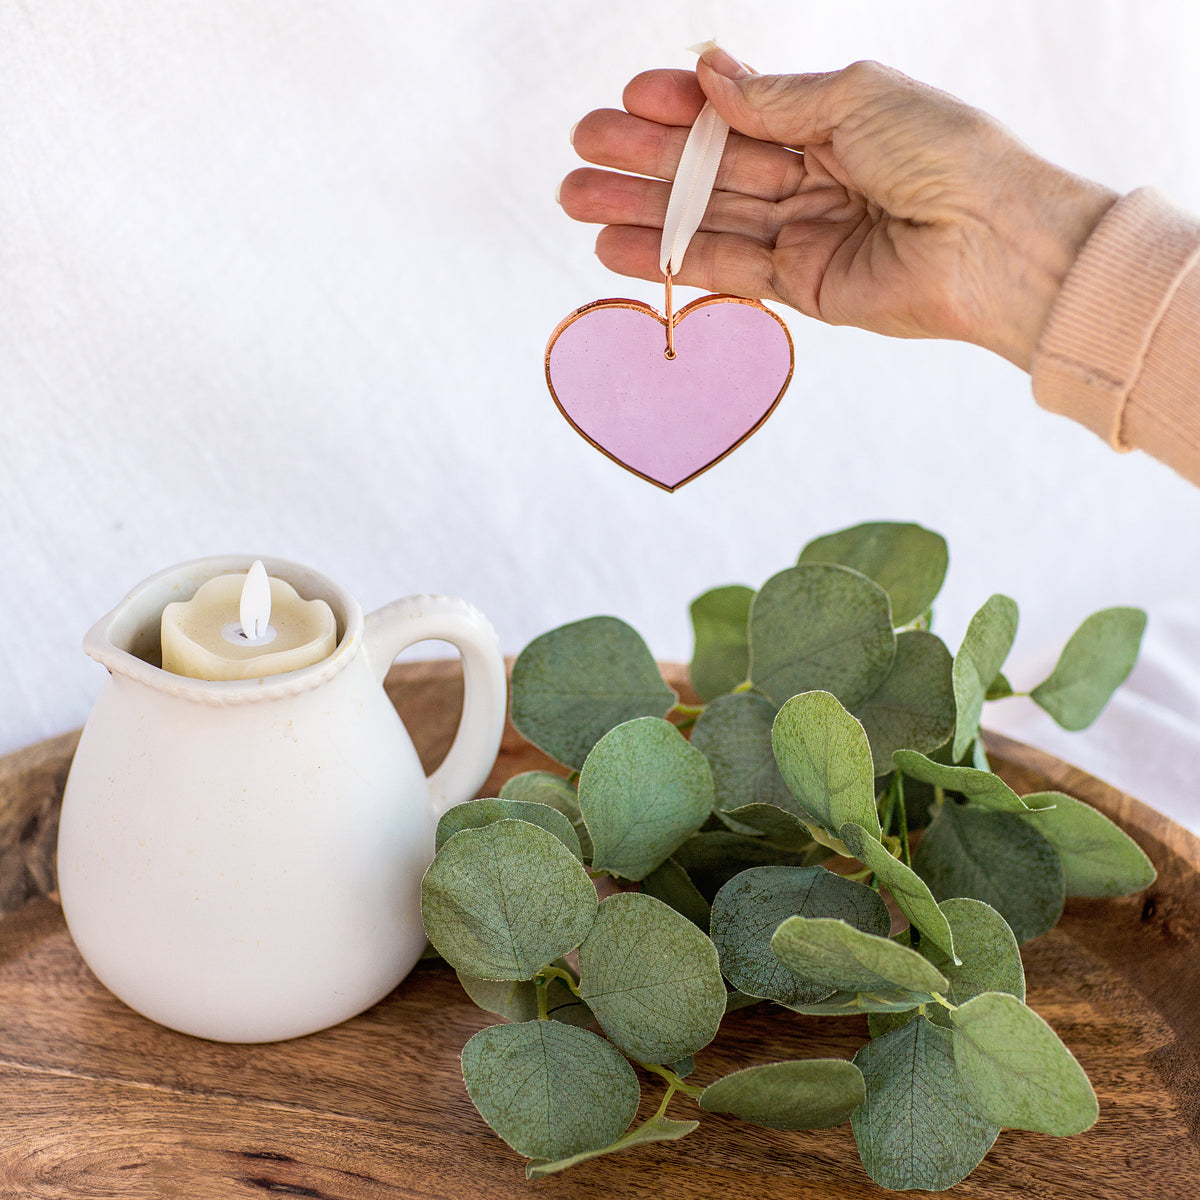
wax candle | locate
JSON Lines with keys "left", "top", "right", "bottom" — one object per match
{"left": 160, "top": 561, "right": 337, "bottom": 680}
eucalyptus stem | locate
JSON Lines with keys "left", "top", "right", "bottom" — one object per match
{"left": 536, "top": 978, "right": 550, "bottom": 1020}
{"left": 671, "top": 701, "right": 706, "bottom": 718}
{"left": 653, "top": 1084, "right": 680, "bottom": 1119}
{"left": 640, "top": 1061, "right": 705, "bottom": 1100}
{"left": 895, "top": 773, "right": 911, "bottom": 867}
{"left": 538, "top": 964, "right": 582, "bottom": 997}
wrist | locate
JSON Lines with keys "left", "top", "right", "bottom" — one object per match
{"left": 979, "top": 154, "right": 1118, "bottom": 371}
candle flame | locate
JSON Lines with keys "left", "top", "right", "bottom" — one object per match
{"left": 240, "top": 560, "right": 272, "bottom": 641}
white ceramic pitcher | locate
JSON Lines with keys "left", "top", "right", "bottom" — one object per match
{"left": 57, "top": 555, "right": 507, "bottom": 1043}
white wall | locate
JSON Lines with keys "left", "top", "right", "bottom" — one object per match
{"left": 2, "top": 1, "right": 1198, "bottom": 816}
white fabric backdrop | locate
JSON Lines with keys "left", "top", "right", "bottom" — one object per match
{"left": 2, "top": 1, "right": 1198, "bottom": 827}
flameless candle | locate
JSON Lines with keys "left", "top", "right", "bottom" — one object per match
{"left": 160, "top": 561, "right": 337, "bottom": 680}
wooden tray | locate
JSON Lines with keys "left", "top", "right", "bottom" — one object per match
{"left": 0, "top": 661, "right": 1197, "bottom": 1199}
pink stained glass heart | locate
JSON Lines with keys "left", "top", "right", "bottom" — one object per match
{"left": 545, "top": 294, "right": 794, "bottom": 491}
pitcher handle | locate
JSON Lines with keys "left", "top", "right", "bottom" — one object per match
{"left": 362, "top": 595, "right": 506, "bottom": 817}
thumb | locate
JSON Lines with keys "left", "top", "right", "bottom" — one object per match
{"left": 695, "top": 46, "right": 879, "bottom": 147}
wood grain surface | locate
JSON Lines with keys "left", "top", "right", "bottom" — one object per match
{"left": 0, "top": 660, "right": 1196, "bottom": 1199}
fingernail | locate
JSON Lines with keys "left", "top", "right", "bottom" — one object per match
{"left": 569, "top": 120, "right": 579, "bottom": 146}
{"left": 690, "top": 39, "right": 751, "bottom": 80}
{"left": 555, "top": 180, "right": 562, "bottom": 205}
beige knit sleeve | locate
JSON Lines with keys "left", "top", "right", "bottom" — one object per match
{"left": 1031, "top": 187, "right": 1200, "bottom": 486}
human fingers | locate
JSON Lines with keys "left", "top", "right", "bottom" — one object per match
{"left": 593, "top": 224, "right": 778, "bottom": 301}
{"left": 694, "top": 53, "right": 915, "bottom": 148}
{"left": 572, "top": 108, "right": 805, "bottom": 203}
{"left": 559, "top": 167, "right": 785, "bottom": 245}
{"left": 621, "top": 68, "right": 708, "bottom": 127}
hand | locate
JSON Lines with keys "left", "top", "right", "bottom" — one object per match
{"left": 560, "top": 52, "right": 1117, "bottom": 370}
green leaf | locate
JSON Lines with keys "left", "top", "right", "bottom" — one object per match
{"left": 671, "top": 831, "right": 825, "bottom": 901}
{"left": 689, "top": 585, "right": 754, "bottom": 700}
{"left": 461, "top": 1020, "right": 640, "bottom": 1161}
{"left": 699, "top": 1059, "right": 865, "bottom": 1130}
{"left": 578, "top": 893, "right": 726, "bottom": 1063}
{"left": 951, "top": 991, "right": 1099, "bottom": 1135}
{"left": 852, "top": 1015, "right": 999, "bottom": 1191}
{"left": 500, "top": 771, "right": 592, "bottom": 858}
{"left": 511, "top": 616, "right": 676, "bottom": 769}
{"left": 771, "top": 916, "right": 949, "bottom": 996}
{"left": 854, "top": 631, "right": 955, "bottom": 774}
{"left": 920, "top": 898, "right": 1024, "bottom": 1029}
{"left": 985, "top": 672, "right": 1014, "bottom": 701}
{"left": 526, "top": 1113, "right": 699, "bottom": 1178}
{"left": 721, "top": 803, "right": 814, "bottom": 852}
{"left": 748, "top": 565, "right": 896, "bottom": 709}
{"left": 579, "top": 717, "right": 714, "bottom": 881}
{"left": 771, "top": 691, "right": 881, "bottom": 839}
{"left": 798, "top": 521, "right": 949, "bottom": 628}
{"left": 435, "top": 797, "right": 582, "bottom": 860}
{"left": 640, "top": 859, "right": 712, "bottom": 931}
{"left": 499, "top": 771, "right": 582, "bottom": 824}
{"left": 952, "top": 595, "right": 1019, "bottom": 760}
{"left": 710, "top": 866, "right": 890, "bottom": 1007}
{"left": 1031, "top": 607, "right": 1146, "bottom": 731}
{"left": 838, "top": 823, "right": 956, "bottom": 960}
{"left": 791, "top": 990, "right": 932, "bottom": 1015}
{"left": 912, "top": 803, "right": 1065, "bottom": 943}
{"left": 892, "top": 749, "right": 1032, "bottom": 811}
{"left": 420, "top": 821, "right": 598, "bottom": 980}
{"left": 1019, "top": 792, "right": 1156, "bottom": 897}
{"left": 690, "top": 692, "right": 795, "bottom": 831}
{"left": 456, "top": 966, "right": 595, "bottom": 1028}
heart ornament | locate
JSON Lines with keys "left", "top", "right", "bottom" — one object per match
{"left": 547, "top": 92, "right": 796, "bottom": 490}
{"left": 546, "top": 292, "right": 793, "bottom": 491}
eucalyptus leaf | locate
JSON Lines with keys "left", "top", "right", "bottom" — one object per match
{"left": 456, "top": 966, "right": 594, "bottom": 1028}
{"left": 953, "top": 594, "right": 1019, "bottom": 760}
{"left": 892, "top": 749, "right": 1032, "bottom": 811}
{"left": 985, "top": 672, "right": 1014, "bottom": 701}
{"left": 461, "top": 1020, "right": 639, "bottom": 1161}
{"left": 689, "top": 585, "right": 754, "bottom": 700}
{"left": 578, "top": 893, "right": 727, "bottom": 1063}
{"left": 500, "top": 771, "right": 582, "bottom": 824}
{"left": 511, "top": 616, "right": 676, "bottom": 769}
{"left": 854, "top": 630, "right": 956, "bottom": 774}
{"left": 838, "top": 822, "right": 956, "bottom": 960}
{"left": 721, "top": 803, "right": 815, "bottom": 852}
{"left": 920, "top": 898, "right": 1024, "bottom": 1029}
{"left": 710, "top": 866, "right": 890, "bottom": 1007}
{"left": 951, "top": 991, "right": 1099, "bottom": 1135}
{"left": 641, "top": 859, "right": 712, "bottom": 930}
{"left": 852, "top": 1015, "right": 1000, "bottom": 1191}
{"left": 912, "top": 803, "right": 1065, "bottom": 944}
{"left": 771, "top": 691, "right": 881, "bottom": 839}
{"left": 749, "top": 565, "right": 896, "bottom": 709}
{"left": 420, "top": 821, "right": 598, "bottom": 980}
{"left": 500, "top": 771, "right": 592, "bottom": 859}
{"left": 435, "top": 797, "right": 582, "bottom": 861}
{"left": 690, "top": 692, "right": 795, "bottom": 830}
{"left": 771, "top": 916, "right": 949, "bottom": 997}
{"left": 1019, "top": 792, "right": 1156, "bottom": 897}
{"left": 791, "top": 990, "right": 934, "bottom": 1015}
{"left": 671, "top": 831, "right": 825, "bottom": 901}
{"left": 1031, "top": 607, "right": 1147, "bottom": 731}
{"left": 798, "top": 521, "right": 949, "bottom": 628}
{"left": 579, "top": 717, "right": 714, "bottom": 881}
{"left": 700, "top": 1059, "right": 866, "bottom": 1130}
{"left": 526, "top": 1113, "right": 699, "bottom": 1179}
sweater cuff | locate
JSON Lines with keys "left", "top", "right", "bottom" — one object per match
{"left": 1031, "top": 187, "right": 1200, "bottom": 450}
